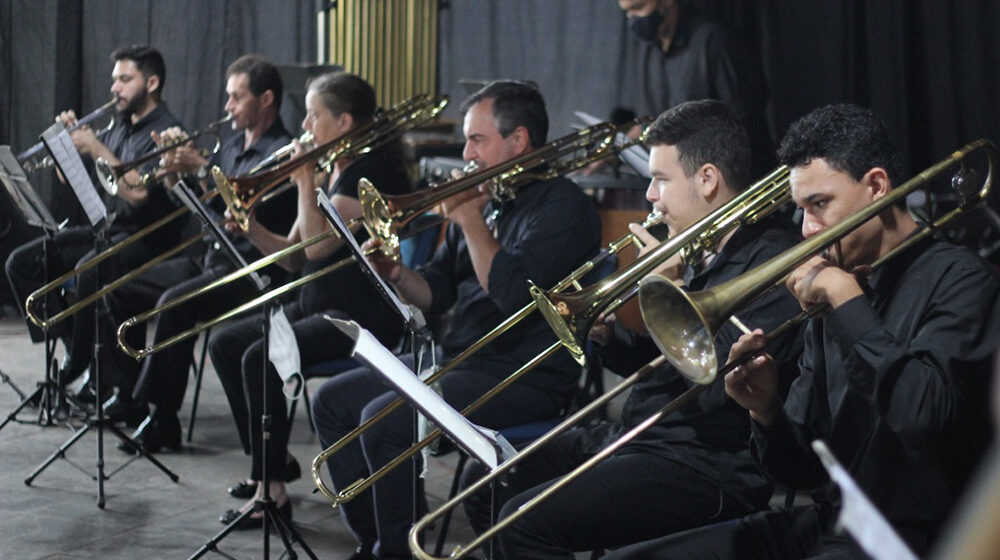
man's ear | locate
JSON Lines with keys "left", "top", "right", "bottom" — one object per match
{"left": 259, "top": 89, "right": 275, "bottom": 110}
{"left": 146, "top": 74, "right": 160, "bottom": 96}
{"left": 509, "top": 125, "right": 530, "bottom": 154}
{"left": 697, "top": 163, "right": 721, "bottom": 199}
{"left": 337, "top": 111, "right": 354, "bottom": 131}
{"left": 863, "top": 167, "right": 891, "bottom": 201}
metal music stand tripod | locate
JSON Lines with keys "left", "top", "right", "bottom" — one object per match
{"left": 22, "top": 124, "right": 178, "bottom": 508}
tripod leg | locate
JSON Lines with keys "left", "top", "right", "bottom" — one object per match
{"left": 25, "top": 421, "right": 92, "bottom": 485}
{"left": 187, "top": 507, "right": 255, "bottom": 560}
{"left": 270, "top": 508, "right": 319, "bottom": 560}
{"left": 0, "top": 384, "right": 44, "bottom": 432}
{"left": 105, "top": 423, "right": 179, "bottom": 482}
{"left": 0, "top": 369, "right": 27, "bottom": 401}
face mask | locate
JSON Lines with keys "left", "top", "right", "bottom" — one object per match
{"left": 628, "top": 11, "right": 664, "bottom": 43}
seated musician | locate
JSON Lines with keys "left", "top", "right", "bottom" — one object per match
{"left": 459, "top": 99, "right": 805, "bottom": 559}
{"left": 605, "top": 104, "right": 1000, "bottom": 559}
{"left": 309, "top": 80, "right": 602, "bottom": 560}
{"left": 5, "top": 45, "right": 184, "bottom": 403}
{"left": 209, "top": 71, "right": 412, "bottom": 530}
{"left": 108, "top": 54, "right": 297, "bottom": 449}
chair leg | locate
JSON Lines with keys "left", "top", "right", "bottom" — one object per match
{"left": 433, "top": 451, "right": 469, "bottom": 556}
{"left": 302, "top": 382, "right": 315, "bottom": 433}
{"left": 186, "top": 328, "right": 211, "bottom": 443}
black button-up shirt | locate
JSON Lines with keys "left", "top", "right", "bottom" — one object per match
{"left": 597, "top": 216, "right": 804, "bottom": 509}
{"left": 204, "top": 118, "right": 296, "bottom": 269}
{"left": 99, "top": 103, "right": 184, "bottom": 233}
{"left": 753, "top": 236, "right": 1000, "bottom": 554}
{"left": 420, "top": 175, "right": 601, "bottom": 400}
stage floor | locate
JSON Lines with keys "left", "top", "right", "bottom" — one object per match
{"left": 0, "top": 314, "right": 476, "bottom": 559}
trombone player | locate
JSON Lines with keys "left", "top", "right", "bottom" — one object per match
{"left": 459, "top": 100, "right": 804, "bottom": 559}
{"left": 310, "top": 80, "right": 602, "bottom": 560}
{"left": 606, "top": 105, "right": 1000, "bottom": 559}
{"left": 5, "top": 45, "right": 184, "bottom": 402}
{"left": 109, "top": 54, "right": 297, "bottom": 450}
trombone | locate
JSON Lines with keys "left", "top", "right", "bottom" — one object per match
{"left": 311, "top": 165, "right": 792, "bottom": 507}
{"left": 247, "top": 131, "right": 315, "bottom": 174}
{"left": 216, "top": 94, "right": 449, "bottom": 231}
{"left": 407, "top": 139, "right": 996, "bottom": 560}
{"left": 115, "top": 118, "right": 648, "bottom": 360}
{"left": 16, "top": 98, "right": 117, "bottom": 173}
{"left": 95, "top": 114, "right": 233, "bottom": 195}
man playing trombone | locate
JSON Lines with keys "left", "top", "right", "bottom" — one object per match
{"left": 458, "top": 100, "right": 805, "bottom": 559}
{"left": 310, "top": 80, "right": 602, "bottom": 560}
{"left": 109, "top": 54, "right": 297, "bottom": 450}
{"left": 5, "top": 45, "right": 184, "bottom": 402}
{"left": 606, "top": 105, "right": 1000, "bottom": 558}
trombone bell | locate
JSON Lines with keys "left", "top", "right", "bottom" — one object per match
{"left": 637, "top": 275, "right": 718, "bottom": 385}
{"left": 358, "top": 179, "right": 401, "bottom": 260}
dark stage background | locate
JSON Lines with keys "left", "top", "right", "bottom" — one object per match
{"left": 1, "top": 0, "right": 998, "bottom": 267}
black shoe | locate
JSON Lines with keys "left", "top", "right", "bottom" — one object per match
{"left": 220, "top": 500, "right": 292, "bottom": 530}
{"left": 102, "top": 400, "right": 149, "bottom": 427}
{"left": 118, "top": 412, "right": 181, "bottom": 454}
{"left": 227, "top": 457, "right": 302, "bottom": 498}
{"left": 72, "top": 381, "right": 111, "bottom": 406}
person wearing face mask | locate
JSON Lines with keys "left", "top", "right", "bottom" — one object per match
{"left": 616, "top": 1, "right": 775, "bottom": 175}
{"left": 5, "top": 44, "right": 184, "bottom": 406}
{"left": 457, "top": 99, "right": 804, "bottom": 560}
{"left": 208, "top": 71, "right": 413, "bottom": 531}
{"left": 604, "top": 104, "right": 1000, "bottom": 559}
{"left": 106, "top": 54, "right": 298, "bottom": 452}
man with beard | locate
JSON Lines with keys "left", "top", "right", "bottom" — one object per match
{"left": 5, "top": 44, "right": 184, "bottom": 409}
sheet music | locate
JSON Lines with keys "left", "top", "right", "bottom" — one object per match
{"left": 811, "top": 440, "right": 918, "bottom": 560}
{"left": 574, "top": 110, "right": 651, "bottom": 178}
{"left": 0, "top": 146, "right": 59, "bottom": 229}
{"left": 316, "top": 189, "right": 415, "bottom": 326}
{"left": 40, "top": 122, "right": 106, "bottom": 228}
{"left": 171, "top": 180, "right": 267, "bottom": 291}
{"left": 331, "top": 318, "right": 502, "bottom": 469}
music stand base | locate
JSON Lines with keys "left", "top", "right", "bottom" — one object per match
{"left": 188, "top": 497, "right": 318, "bottom": 560}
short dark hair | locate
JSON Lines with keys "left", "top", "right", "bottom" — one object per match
{"left": 306, "top": 71, "right": 376, "bottom": 124}
{"left": 110, "top": 45, "right": 166, "bottom": 94}
{"left": 777, "top": 104, "right": 902, "bottom": 186}
{"left": 644, "top": 99, "right": 751, "bottom": 191}
{"left": 460, "top": 80, "right": 548, "bottom": 148}
{"left": 226, "top": 54, "right": 283, "bottom": 111}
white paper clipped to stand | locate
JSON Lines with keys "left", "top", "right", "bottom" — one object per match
{"left": 811, "top": 440, "right": 918, "bottom": 560}
{"left": 268, "top": 305, "right": 304, "bottom": 399}
{"left": 331, "top": 318, "right": 502, "bottom": 470}
{"left": 40, "top": 122, "right": 106, "bottom": 228}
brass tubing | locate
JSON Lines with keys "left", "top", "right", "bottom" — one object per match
{"left": 409, "top": 355, "right": 674, "bottom": 560}
{"left": 25, "top": 189, "right": 217, "bottom": 329}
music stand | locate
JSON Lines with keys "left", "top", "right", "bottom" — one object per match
{"left": 24, "top": 122, "right": 179, "bottom": 508}
{"left": 0, "top": 145, "right": 64, "bottom": 429}
{"left": 183, "top": 178, "right": 315, "bottom": 560}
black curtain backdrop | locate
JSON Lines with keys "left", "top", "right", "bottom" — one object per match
{"left": 0, "top": 0, "right": 315, "bottom": 224}
{"left": 2, "top": 0, "right": 998, "bottom": 219}
{"left": 438, "top": 0, "right": 1000, "bottom": 197}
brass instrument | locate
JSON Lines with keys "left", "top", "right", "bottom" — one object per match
{"left": 311, "top": 165, "right": 792, "bottom": 507}
{"left": 532, "top": 165, "right": 791, "bottom": 365}
{"left": 407, "top": 140, "right": 996, "bottom": 560}
{"left": 115, "top": 118, "right": 647, "bottom": 361}
{"left": 216, "top": 94, "right": 449, "bottom": 231}
{"left": 16, "top": 99, "right": 117, "bottom": 173}
{"left": 639, "top": 138, "right": 996, "bottom": 385}
{"left": 95, "top": 114, "right": 233, "bottom": 195}
{"left": 24, "top": 190, "right": 217, "bottom": 330}
{"left": 358, "top": 118, "right": 648, "bottom": 260}
{"left": 247, "top": 131, "right": 315, "bottom": 174}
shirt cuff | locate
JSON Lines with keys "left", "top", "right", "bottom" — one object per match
{"left": 824, "top": 294, "right": 879, "bottom": 353}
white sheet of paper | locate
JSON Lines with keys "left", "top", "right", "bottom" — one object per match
{"left": 268, "top": 305, "right": 304, "bottom": 399}
{"left": 332, "top": 318, "right": 501, "bottom": 469}
{"left": 40, "top": 122, "right": 106, "bottom": 227}
{"left": 811, "top": 440, "right": 918, "bottom": 560}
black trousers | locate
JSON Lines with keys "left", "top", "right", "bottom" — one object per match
{"left": 310, "top": 352, "right": 569, "bottom": 560}
{"left": 460, "top": 426, "right": 757, "bottom": 560}
{"left": 209, "top": 302, "right": 397, "bottom": 482}
{"left": 129, "top": 261, "right": 260, "bottom": 414}
{"left": 5, "top": 225, "right": 158, "bottom": 387}
{"left": 600, "top": 503, "right": 867, "bottom": 560}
